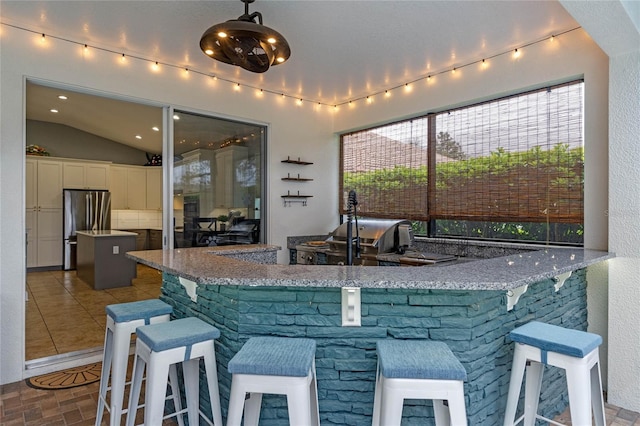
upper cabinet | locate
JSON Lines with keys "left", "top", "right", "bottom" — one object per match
{"left": 63, "top": 160, "right": 110, "bottom": 190}
{"left": 111, "top": 164, "right": 160, "bottom": 210}
{"left": 145, "top": 167, "right": 162, "bottom": 211}
{"left": 26, "top": 157, "right": 63, "bottom": 209}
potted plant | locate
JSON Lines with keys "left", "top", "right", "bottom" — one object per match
{"left": 217, "top": 215, "right": 229, "bottom": 232}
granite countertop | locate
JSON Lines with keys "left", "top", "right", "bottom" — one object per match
{"left": 126, "top": 245, "right": 614, "bottom": 291}
{"left": 77, "top": 230, "right": 138, "bottom": 237}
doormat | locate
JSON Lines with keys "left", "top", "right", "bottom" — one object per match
{"left": 26, "top": 362, "right": 102, "bottom": 390}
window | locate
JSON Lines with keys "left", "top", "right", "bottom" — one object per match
{"left": 340, "top": 80, "right": 584, "bottom": 244}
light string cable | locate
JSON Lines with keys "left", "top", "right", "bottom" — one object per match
{"left": 1, "top": 21, "right": 581, "bottom": 109}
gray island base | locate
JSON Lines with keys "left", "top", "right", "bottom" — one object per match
{"left": 127, "top": 245, "right": 612, "bottom": 425}
{"left": 77, "top": 230, "right": 137, "bottom": 290}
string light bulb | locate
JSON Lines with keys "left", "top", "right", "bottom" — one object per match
{"left": 513, "top": 48, "right": 521, "bottom": 58}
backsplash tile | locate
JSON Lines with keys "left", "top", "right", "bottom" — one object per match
{"left": 112, "top": 210, "right": 162, "bottom": 230}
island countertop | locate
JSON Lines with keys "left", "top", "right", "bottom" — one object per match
{"left": 126, "top": 245, "right": 613, "bottom": 291}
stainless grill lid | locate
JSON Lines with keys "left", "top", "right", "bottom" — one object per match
{"left": 328, "top": 218, "right": 412, "bottom": 252}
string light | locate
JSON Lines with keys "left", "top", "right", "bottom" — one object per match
{"left": 3, "top": 22, "right": 580, "bottom": 110}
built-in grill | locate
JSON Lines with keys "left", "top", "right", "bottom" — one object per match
{"left": 323, "top": 219, "right": 413, "bottom": 266}
{"left": 295, "top": 219, "right": 461, "bottom": 266}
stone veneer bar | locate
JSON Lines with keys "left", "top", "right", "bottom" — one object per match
{"left": 127, "top": 245, "right": 612, "bottom": 425}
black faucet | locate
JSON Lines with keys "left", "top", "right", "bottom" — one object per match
{"left": 346, "top": 190, "right": 360, "bottom": 265}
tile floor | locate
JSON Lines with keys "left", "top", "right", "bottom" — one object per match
{"left": 26, "top": 265, "right": 163, "bottom": 360}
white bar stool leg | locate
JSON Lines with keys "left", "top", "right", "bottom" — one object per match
{"left": 203, "top": 346, "right": 224, "bottom": 426}
{"left": 523, "top": 361, "right": 544, "bottom": 426}
{"left": 448, "top": 382, "right": 468, "bottom": 426}
{"left": 591, "top": 361, "right": 606, "bottom": 426}
{"left": 286, "top": 378, "right": 313, "bottom": 426}
{"left": 566, "top": 363, "right": 593, "bottom": 426}
{"left": 144, "top": 351, "right": 172, "bottom": 425}
{"left": 433, "top": 400, "right": 450, "bottom": 425}
{"left": 243, "top": 393, "right": 263, "bottom": 426}
{"left": 95, "top": 325, "right": 114, "bottom": 425}
{"left": 125, "top": 348, "right": 146, "bottom": 426}
{"left": 182, "top": 358, "right": 200, "bottom": 426}
{"left": 372, "top": 365, "right": 383, "bottom": 426}
{"left": 503, "top": 344, "right": 527, "bottom": 426}
{"left": 380, "top": 378, "right": 405, "bottom": 426}
{"left": 226, "top": 378, "right": 249, "bottom": 426}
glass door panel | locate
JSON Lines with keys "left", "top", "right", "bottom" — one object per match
{"left": 172, "top": 110, "right": 265, "bottom": 248}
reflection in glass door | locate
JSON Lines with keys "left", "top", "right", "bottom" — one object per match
{"left": 172, "top": 110, "right": 265, "bottom": 248}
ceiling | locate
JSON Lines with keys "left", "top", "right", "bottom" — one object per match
{"left": 3, "top": 0, "right": 580, "bottom": 153}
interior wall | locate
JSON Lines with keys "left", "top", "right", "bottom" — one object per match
{"left": 27, "top": 119, "right": 150, "bottom": 165}
{"left": 0, "top": 24, "right": 336, "bottom": 384}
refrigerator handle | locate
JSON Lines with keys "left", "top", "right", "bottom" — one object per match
{"left": 86, "top": 193, "right": 92, "bottom": 230}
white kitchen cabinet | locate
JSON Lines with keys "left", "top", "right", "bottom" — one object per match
{"left": 215, "top": 145, "right": 248, "bottom": 209}
{"left": 110, "top": 165, "right": 148, "bottom": 210}
{"left": 25, "top": 157, "right": 63, "bottom": 268}
{"left": 145, "top": 167, "right": 162, "bottom": 211}
{"left": 27, "top": 158, "right": 63, "bottom": 209}
{"left": 63, "top": 160, "right": 110, "bottom": 189}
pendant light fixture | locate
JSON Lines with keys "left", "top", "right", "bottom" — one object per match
{"left": 200, "top": 0, "right": 291, "bottom": 73}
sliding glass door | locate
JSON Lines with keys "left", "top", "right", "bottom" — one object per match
{"left": 171, "top": 110, "right": 265, "bottom": 248}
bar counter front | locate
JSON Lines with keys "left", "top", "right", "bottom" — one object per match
{"left": 127, "top": 244, "right": 612, "bottom": 426}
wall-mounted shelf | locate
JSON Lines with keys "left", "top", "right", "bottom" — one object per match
{"left": 282, "top": 191, "right": 313, "bottom": 207}
{"left": 281, "top": 173, "right": 313, "bottom": 182}
{"left": 282, "top": 156, "right": 313, "bottom": 165}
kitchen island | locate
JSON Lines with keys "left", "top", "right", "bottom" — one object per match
{"left": 77, "top": 230, "right": 138, "bottom": 289}
{"left": 127, "top": 245, "right": 613, "bottom": 426}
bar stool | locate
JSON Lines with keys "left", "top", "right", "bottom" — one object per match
{"left": 226, "top": 336, "right": 320, "bottom": 426}
{"left": 503, "top": 321, "right": 605, "bottom": 426}
{"left": 372, "top": 340, "right": 468, "bottom": 426}
{"left": 95, "top": 299, "right": 179, "bottom": 426}
{"left": 125, "top": 317, "right": 223, "bottom": 426}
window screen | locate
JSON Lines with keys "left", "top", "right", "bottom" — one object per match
{"left": 340, "top": 80, "right": 584, "bottom": 241}
{"left": 340, "top": 117, "right": 429, "bottom": 219}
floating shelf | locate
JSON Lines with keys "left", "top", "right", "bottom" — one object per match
{"left": 282, "top": 191, "right": 313, "bottom": 206}
{"left": 282, "top": 156, "right": 313, "bottom": 165}
{"left": 281, "top": 173, "right": 313, "bottom": 182}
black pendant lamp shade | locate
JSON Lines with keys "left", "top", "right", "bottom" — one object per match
{"left": 200, "top": 0, "right": 291, "bottom": 73}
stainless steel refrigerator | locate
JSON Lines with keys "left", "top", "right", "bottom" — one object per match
{"left": 63, "top": 189, "right": 111, "bottom": 270}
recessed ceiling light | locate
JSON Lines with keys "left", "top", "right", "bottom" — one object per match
{"left": 58, "top": 95, "right": 68, "bottom": 100}
{"left": 152, "top": 126, "right": 160, "bottom": 132}
{"left": 135, "top": 135, "right": 142, "bottom": 139}
{"left": 50, "top": 109, "right": 59, "bottom": 113}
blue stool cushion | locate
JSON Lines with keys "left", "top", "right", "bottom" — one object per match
{"left": 136, "top": 317, "right": 220, "bottom": 353}
{"left": 377, "top": 340, "right": 467, "bottom": 381}
{"left": 106, "top": 299, "right": 173, "bottom": 324}
{"left": 510, "top": 321, "right": 602, "bottom": 359}
{"left": 228, "top": 337, "right": 316, "bottom": 377}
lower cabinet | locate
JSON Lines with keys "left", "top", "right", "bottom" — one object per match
{"left": 26, "top": 208, "right": 63, "bottom": 268}
{"left": 149, "top": 230, "right": 163, "bottom": 250}
{"left": 121, "top": 229, "right": 163, "bottom": 250}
